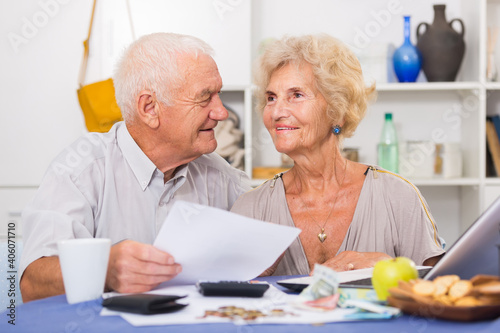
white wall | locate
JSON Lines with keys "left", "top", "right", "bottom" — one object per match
{"left": 0, "top": 0, "right": 251, "bottom": 188}
{"left": 0, "top": 0, "right": 91, "bottom": 187}
{"left": 0, "top": 0, "right": 252, "bottom": 233}
{"left": 98, "top": 0, "right": 251, "bottom": 86}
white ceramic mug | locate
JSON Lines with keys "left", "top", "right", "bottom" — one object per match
{"left": 57, "top": 238, "right": 111, "bottom": 304}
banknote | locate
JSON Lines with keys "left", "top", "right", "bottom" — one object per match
{"left": 293, "top": 264, "right": 340, "bottom": 311}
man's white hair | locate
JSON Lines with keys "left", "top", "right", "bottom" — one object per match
{"left": 113, "top": 32, "right": 214, "bottom": 121}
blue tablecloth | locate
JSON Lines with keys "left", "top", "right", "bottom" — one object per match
{"left": 2, "top": 276, "right": 500, "bottom": 333}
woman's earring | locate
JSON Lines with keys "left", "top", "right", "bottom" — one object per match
{"left": 332, "top": 125, "right": 342, "bottom": 135}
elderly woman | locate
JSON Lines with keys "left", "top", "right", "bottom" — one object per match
{"left": 231, "top": 34, "right": 445, "bottom": 276}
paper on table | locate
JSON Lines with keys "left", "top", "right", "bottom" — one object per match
{"left": 153, "top": 200, "right": 301, "bottom": 285}
{"left": 279, "top": 268, "right": 376, "bottom": 286}
{"left": 279, "top": 266, "right": 432, "bottom": 286}
{"left": 103, "top": 285, "right": 364, "bottom": 326}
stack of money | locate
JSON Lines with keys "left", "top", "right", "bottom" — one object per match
{"left": 293, "top": 264, "right": 340, "bottom": 311}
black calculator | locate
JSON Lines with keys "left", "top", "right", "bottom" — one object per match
{"left": 196, "top": 281, "right": 270, "bottom": 298}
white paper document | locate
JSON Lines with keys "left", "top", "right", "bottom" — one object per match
{"left": 101, "top": 285, "right": 361, "bottom": 326}
{"left": 278, "top": 266, "right": 432, "bottom": 287}
{"left": 153, "top": 200, "right": 301, "bottom": 285}
{"left": 279, "top": 268, "right": 376, "bottom": 287}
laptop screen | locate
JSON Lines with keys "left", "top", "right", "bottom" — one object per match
{"left": 424, "top": 196, "right": 500, "bottom": 280}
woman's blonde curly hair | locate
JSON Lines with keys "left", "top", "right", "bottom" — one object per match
{"left": 254, "top": 34, "right": 376, "bottom": 139}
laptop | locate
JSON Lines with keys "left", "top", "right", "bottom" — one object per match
{"left": 278, "top": 196, "right": 500, "bottom": 292}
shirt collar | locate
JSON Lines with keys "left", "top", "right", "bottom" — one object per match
{"left": 117, "top": 123, "right": 189, "bottom": 191}
{"left": 117, "top": 123, "right": 157, "bottom": 191}
{"left": 172, "top": 163, "right": 188, "bottom": 180}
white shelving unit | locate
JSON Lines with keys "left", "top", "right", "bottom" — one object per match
{"left": 219, "top": 85, "right": 254, "bottom": 177}
{"left": 245, "top": 0, "right": 498, "bottom": 246}
{"left": 377, "top": 82, "right": 482, "bottom": 91}
{"left": 483, "top": 0, "right": 500, "bottom": 209}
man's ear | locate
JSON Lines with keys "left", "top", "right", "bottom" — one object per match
{"left": 136, "top": 90, "right": 160, "bottom": 129}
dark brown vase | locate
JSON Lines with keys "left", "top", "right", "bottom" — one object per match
{"left": 416, "top": 4, "right": 465, "bottom": 82}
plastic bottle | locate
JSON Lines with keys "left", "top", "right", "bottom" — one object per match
{"left": 378, "top": 113, "right": 399, "bottom": 173}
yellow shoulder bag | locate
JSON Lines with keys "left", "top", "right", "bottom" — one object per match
{"left": 77, "top": 0, "right": 134, "bottom": 132}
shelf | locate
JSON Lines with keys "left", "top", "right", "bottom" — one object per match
{"left": 376, "top": 82, "right": 481, "bottom": 91}
{"left": 250, "top": 178, "right": 480, "bottom": 188}
{"left": 484, "top": 82, "right": 500, "bottom": 90}
{"left": 485, "top": 177, "right": 500, "bottom": 185}
{"left": 410, "top": 178, "right": 481, "bottom": 186}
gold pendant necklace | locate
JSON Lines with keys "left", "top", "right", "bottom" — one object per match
{"left": 318, "top": 228, "right": 327, "bottom": 243}
{"left": 295, "top": 157, "right": 348, "bottom": 243}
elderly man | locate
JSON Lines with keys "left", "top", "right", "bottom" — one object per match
{"left": 20, "top": 33, "right": 251, "bottom": 302}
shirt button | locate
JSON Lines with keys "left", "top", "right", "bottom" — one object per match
{"left": 159, "top": 202, "right": 165, "bottom": 207}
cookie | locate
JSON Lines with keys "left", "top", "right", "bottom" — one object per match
{"left": 434, "top": 294, "right": 453, "bottom": 306}
{"left": 433, "top": 282, "right": 449, "bottom": 297}
{"left": 475, "top": 295, "right": 500, "bottom": 305}
{"left": 412, "top": 280, "right": 435, "bottom": 297}
{"left": 448, "top": 280, "right": 473, "bottom": 301}
{"left": 454, "top": 296, "right": 481, "bottom": 307}
{"left": 470, "top": 274, "right": 500, "bottom": 286}
{"left": 433, "top": 275, "right": 460, "bottom": 289}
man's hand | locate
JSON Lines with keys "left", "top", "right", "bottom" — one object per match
{"left": 314, "top": 251, "right": 392, "bottom": 274}
{"left": 106, "top": 240, "right": 182, "bottom": 293}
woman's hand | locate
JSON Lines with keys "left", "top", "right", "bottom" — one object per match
{"left": 314, "top": 251, "right": 392, "bottom": 274}
{"left": 258, "top": 252, "right": 285, "bottom": 277}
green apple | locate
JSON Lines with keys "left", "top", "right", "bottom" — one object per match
{"left": 372, "top": 256, "right": 418, "bottom": 301}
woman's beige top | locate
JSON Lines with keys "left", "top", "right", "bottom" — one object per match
{"left": 231, "top": 167, "right": 445, "bottom": 275}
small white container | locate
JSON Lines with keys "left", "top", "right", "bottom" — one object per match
{"left": 357, "top": 43, "right": 396, "bottom": 84}
{"left": 435, "top": 143, "right": 462, "bottom": 178}
{"left": 399, "top": 141, "right": 435, "bottom": 179}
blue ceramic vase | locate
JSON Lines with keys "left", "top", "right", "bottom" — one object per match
{"left": 393, "top": 16, "right": 422, "bottom": 82}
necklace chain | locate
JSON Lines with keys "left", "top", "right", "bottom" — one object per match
{"left": 295, "top": 157, "right": 348, "bottom": 243}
